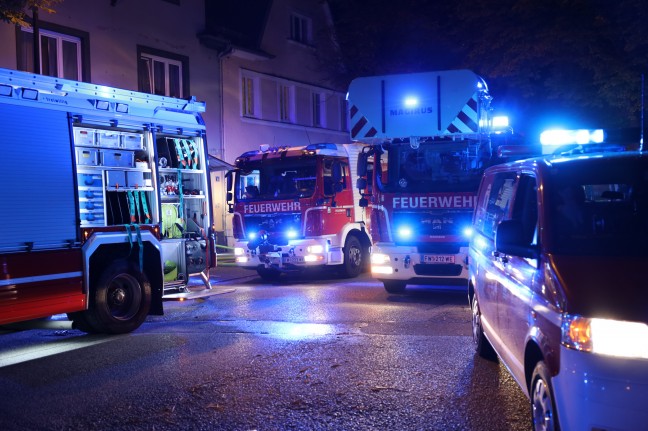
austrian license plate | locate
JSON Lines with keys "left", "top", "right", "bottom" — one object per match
{"left": 423, "top": 255, "right": 455, "bottom": 264}
{"left": 283, "top": 256, "right": 305, "bottom": 264}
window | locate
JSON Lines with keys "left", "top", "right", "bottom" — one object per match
{"left": 279, "top": 84, "right": 294, "bottom": 122}
{"left": 241, "top": 75, "right": 257, "bottom": 117}
{"left": 17, "top": 27, "right": 83, "bottom": 80}
{"left": 290, "top": 13, "right": 311, "bottom": 44}
{"left": 474, "top": 172, "right": 517, "bottom": 239}
{"left": 138, "top": 47, "right": 188, "bottom": 98}
{"left": 312, "top": 92, "right": 324, "bottom": 127}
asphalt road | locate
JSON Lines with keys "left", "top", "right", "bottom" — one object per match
{"left": 0, "top": 266, "right": 531, "bottom": 431}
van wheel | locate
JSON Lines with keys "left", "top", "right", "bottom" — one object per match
{"left": 531, "top": 361, "right": 560, "bottom": 431}
{"left": 257, "top": 267, "right": 281, "bottom": 282}
{"left": 471, "top": 295, "right": 497, "bottom": 360}
{"left": 341, "top": 236, "right": 364, "bottom": 278}
{"left": 383, "top": 280, "right": 406, "bottom": 294}
{"left": 84, "top": 260, "right": 151, "bottom": 334}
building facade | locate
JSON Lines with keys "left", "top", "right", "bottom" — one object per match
{"left": 0, "top": 0, "right": 348, "bottom": 246}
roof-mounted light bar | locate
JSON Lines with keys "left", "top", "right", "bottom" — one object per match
{"left": 540, "top": 129, "right": 605, "bottom": 146}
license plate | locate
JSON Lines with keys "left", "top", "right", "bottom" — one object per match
{"left": 423, "top": 255, "right": 455, "bottom": 264}
{"left": 283, "top": 256, "right": 304, "bottom": 264}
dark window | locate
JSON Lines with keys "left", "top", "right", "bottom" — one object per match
{"left": 290, "top": 13, "right": 311, "bottom": 44}
{"left": 16, "top": 24, "right": 89, "bottom": 80}
{"left": 137, "top": 46, "right": 189, "bottom": 98}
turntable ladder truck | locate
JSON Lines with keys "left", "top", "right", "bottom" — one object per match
{"left": 348, "top": 69, "right": 518, "bottom": 293}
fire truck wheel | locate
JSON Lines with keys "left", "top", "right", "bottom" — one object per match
{"left": 383, "top": 280, "right": 406, "bottom": 294}
{"left": 341, "top": 236, "right": 364, "bottom": 278}
{"left": 85, "top": 260, "right": 152, "bottom": 334}
{"left": 257, "top": 267, "right": 281, "bottom": 282}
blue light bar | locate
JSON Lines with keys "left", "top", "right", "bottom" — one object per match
{"left": 540, "top": 129, "right": 605, "bottom": 146}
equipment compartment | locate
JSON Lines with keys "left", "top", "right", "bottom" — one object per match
{"left": 106, "top": 170, "right": 127, "bottom": 189}
{"left": 74, "top": 128, "right": 96, "bottom": 146}
{"left": 76, "top": 148, "right": 99, "bottom": 166}
{"left": 101, "top": 149, "right": 134, "bottom": 167}
{"left": 96, "top": 130, "right": 121, "bottom": 148}
{"left": 122, "top": 133, "right": 144, "bottom": 150}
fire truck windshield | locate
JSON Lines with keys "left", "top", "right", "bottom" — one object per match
{"left": 378, "top": 141, "right": 486, "bottom": 193}
{"left": 236, "top": 159, "right": 317, "bottom": 201}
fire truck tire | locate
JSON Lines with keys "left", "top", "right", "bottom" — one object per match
{"left": 85, "top": 260, "right": 152, "bottom": 334}
{"left": 341, "top": 236, "right": 364, "bottom": 278}
{"left": 383, "top": 280, "right": 406, "bottom": 294}
{"left": 257, "top": 267, "right": 281, "bottom": 282}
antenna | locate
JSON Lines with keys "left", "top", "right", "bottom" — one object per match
{"left": 641, "top": 74, "right": 645, "bottom": 152}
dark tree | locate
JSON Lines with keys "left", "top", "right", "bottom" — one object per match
{"left": 327, "top": 0, "right": 648, "bottom": 135}
{"left": 0, "top": 0, "right": 61, "bottom": 26}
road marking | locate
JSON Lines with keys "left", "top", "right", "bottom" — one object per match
{"left": 0, "top": 335, "right": 117, "bottom": 368}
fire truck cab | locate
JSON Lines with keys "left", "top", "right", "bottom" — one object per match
{"left": 227, "top": 143, "right": 371, "bottom": 280}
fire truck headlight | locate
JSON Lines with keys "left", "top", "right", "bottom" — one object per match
{"left": 304, "top": 254, "right": 324, "bottom": 263}
{"left": 463, "top": 227, "right": 474, "bottom": 239}
{"left": 396, "top": 226, "right": 413, "bottom": 240}
{"left": 236, "top": 256, "right": 249, "bottom": 263}
{"left": 234, "top": 247, "right": 245, "bottom": 256}
{"left": 371, "top": 253, "right": 391, "bottom": 265}
{"left": 307, "top": 244, "right": 324, "bottom": 254}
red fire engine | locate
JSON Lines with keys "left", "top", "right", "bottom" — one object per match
{"left": 226, "top": 143, "right": 371, "bottom": 280}
{"left": 349, "top": 70, "right": 534, "bottom": 293}
{"left": 0, "top": 68, "right": 217, "bottom": 333}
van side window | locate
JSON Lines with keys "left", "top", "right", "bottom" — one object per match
{"left": 475, "top": 172, "right": 517, "bottom": 239}
{"left": 511, "top": 174, "right": 538, "bottom": 245}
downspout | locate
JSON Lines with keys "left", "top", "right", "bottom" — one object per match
{"left": 31, "top": 6, "right": 40, "bottom": 74}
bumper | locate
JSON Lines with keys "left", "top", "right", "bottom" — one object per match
{"left": 370, "top": 244, "right": 469, "bottom": 285}
{"left": 233, "top": 238, "right": 342, "bottom": 270}
{"left": 553, "top": 346, "right": 648, "bottom": 431}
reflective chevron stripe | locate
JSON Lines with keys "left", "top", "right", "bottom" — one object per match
{"left": 350, "top": 92, "right": 481, "bottom": 139}
{"left": 349, "top": 105, "right": 378, "bottom": 139}
{"left": 446, "top": 93, "right": 479, "bottom": 134}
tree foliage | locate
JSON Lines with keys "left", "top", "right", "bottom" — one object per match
{"left": 327, "top": 0, "right": 648, "bottom": 133}
{"left": 0, "top": 0, "right": 61, "bottom": 27}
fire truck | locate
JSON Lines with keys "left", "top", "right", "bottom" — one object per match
{"left": 349, "top": 69, "right": 534, "bottom": 293}
{"left": 226, "top": 143, "right": 371, "bottom": 280}
{"left": 0, "top": 67, "right": 217, "bottom": 333}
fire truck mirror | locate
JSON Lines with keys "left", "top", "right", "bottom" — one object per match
{"left": 356, "top": 177, "right": 367, "bottom": 190}
{"left": 225, "top": 170, "right": 233, "bottom": 190}
{"left": 357, "top": 152, "right": 368, "bottom": 177}
{"left": 332, "top": 162, "right": 342, "bottom": 182}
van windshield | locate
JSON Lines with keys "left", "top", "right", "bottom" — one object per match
{"left": 548, "top": 157, "right": 648, "bottom": 256}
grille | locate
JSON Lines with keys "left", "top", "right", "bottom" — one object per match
{"left": 244, "top": 212, "right": 301, "bottom": 245}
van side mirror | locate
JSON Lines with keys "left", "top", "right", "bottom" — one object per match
{"left": 495, "top": 220, "right": 538, "bottom": 259}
